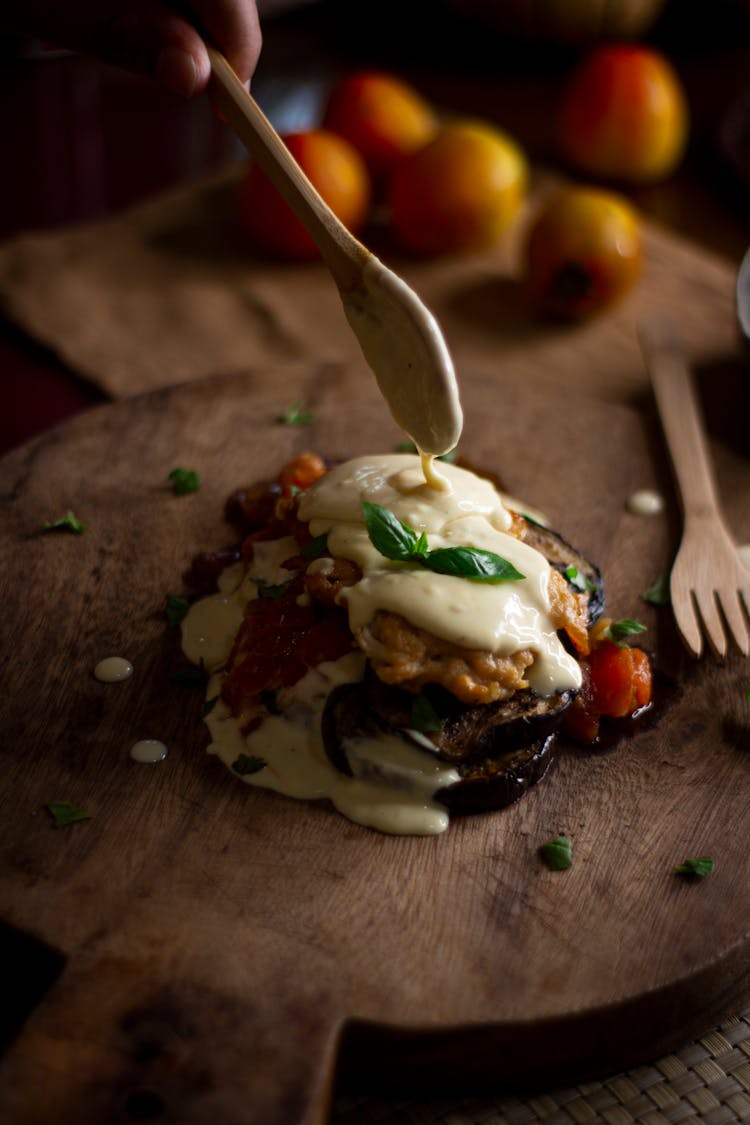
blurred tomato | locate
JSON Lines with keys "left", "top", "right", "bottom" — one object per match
{"left": 238, "top": 129, "right": 371, "bottom": 261}
{"left": 388, "top": 120, "right": 528, "bottom": 256}
{"left": 559, "top": 44, "right": 689, "bottom": 184}
{"left": 524, "top": 186, "right": 642, "bottom": 319}
{"left": 322, "top": 70, "right": 438, "bottom": 182}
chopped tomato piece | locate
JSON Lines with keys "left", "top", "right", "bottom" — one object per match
{"left": 278, "top": 452, "right": 327, "bottom": 493}
{"left": 563, "top": 639, "right": 653, "bottom": 745}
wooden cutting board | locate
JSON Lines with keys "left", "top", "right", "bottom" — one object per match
{"left": 2, "top": 362, "right": 750, "bottom": 1125}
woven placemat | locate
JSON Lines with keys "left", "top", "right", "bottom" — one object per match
{"left": 333, "top": 1006, "right": 750, "bottom": 1123}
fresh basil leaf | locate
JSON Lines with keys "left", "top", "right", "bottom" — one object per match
{"left": 302, "top": 533, "right": 329, "bottom": 560}
{"left": 422, "top": 546, "right": 525, "bottom": 583}
{"left": 168, "top": 467, "right": 201, "bottom": 495}
{"left": 47, "top": 801, "right": 92, "bottom": 828}
{"left": 410, "top": 695, "right": 442, "bottom": 733}
{"left": 676, "top": 856, "right": 714, "bottom": 878}
{"left": 165, "top": 594, "right": 190, "bottom": 627}
{"left": 642, "top": 574, "right": 670, "bottom": 607}
{"left": 277, "top": 402, "right": 315, "bottom": 426}
{"left": 540, "top": 835, "right": 572, "bottom": 871}
{"left": 232, "top": 753, "right": 267, "bottom": 776}
{"left": 362, "top": 502, "right": 425, "bottom": 561}
{"left": 41, "top": 510, "right": 86, "bottom": 535}
{"left": 604, "top": 619, "right": 648, "bottom": 647}
{"left": 201, "top": 696, "right": 219, "bottom": 718}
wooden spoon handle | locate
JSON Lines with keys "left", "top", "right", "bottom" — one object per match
{"left": 638, "top": 317, "right": 721, "bottom": 519}
{"left": 207, "top": 47, "right": 368, "bottom": 292}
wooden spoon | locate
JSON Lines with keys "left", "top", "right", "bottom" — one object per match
{"left": 207, "top": 48, "right": 462, "bottom": 457}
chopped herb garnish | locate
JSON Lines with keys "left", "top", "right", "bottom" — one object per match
{"left": 168, "top": 467, "right": 201, "bottom": 495}
{"left": 232, "top": 753, "right": 267, "bottom": 776}
{"left": 540, "top": 835, "right": 572, "bottom": 871}
{"left": 410, "top": 695, "right": 443, "bottom": 734}
{"left": 165, "top": 594, "right": 190, "bottom": 627}
{"left": 302, "top": 533, "right": 329, "bottom": 560}
{"left": 604, "top": 618, "right": 648, "bottom": 647}
{"left": 277, "top": 402, "right": 315, "bottom": 426}
{"left": 676, "top": 856, "right": 714, "bottom": 879}
{"left": 363, "top": 502, "right": 524, "bottom": 584}
{"left": 46, "top": 801, "right": 92, "bottom": 828}
{"left": 642, "top": 574, "right": 670, "bottom": 607}
{"left": 255, "top": 578, "right": 291, "bottom": 600}
{"left": 396, "top": 439, "right": 458, "bottom": 463}
{"left": 201, "top": 695, "right": 219, "bottom": 718}
{"left": 40, "top": 510, "right": 86, "bottom": 535}
{"left": 564, "top": 565, "right": 595, "bottom": 593}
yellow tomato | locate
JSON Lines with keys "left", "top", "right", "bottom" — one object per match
{"left": 524, "top": 186, "right": 642, "bottom": 319}
{"left": 559, "top": 45, "right": 689, "bottom": 184}
{"left": 387, "top": 120, "right": 528, "bottom": 256}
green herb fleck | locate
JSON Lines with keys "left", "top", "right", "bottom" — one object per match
{"left": 232, "top": 753, "right": 267, "bottom": 776}
{"left": 540, "top": 835, "right": 572, "bottom": 871}
{"left": 604, "top": 619, "right": 648, "bottom": 647}
{"left": 201, "top": 696, "right": 219, "bottom": 718}
{"left": 46, "top": 801, "right": 92, "bottom": 828}
{"left": 410, "top": 695, "right": 443, "bottom": 734}
{"left": 255, "top": 578, "right": 291, "bottom": 600}
{"left": 165, "top": 594, "right": 190, "bottom": 627}
{"left": 41, "top": 510, "right": 86, "bottom": 535}
{"left": 168, "top": 467, "right": 201, "bottom": 495}
{"left": 302, "top": 533, "right": 329, "bottom": 560}
{"left": 676, "top": 856, "right": 714, "bottom": 879}
{"left": 362, "top": 502, "right": 524, "bottom": 584}
{"left": 277, "top": 402, "right": 315, "bottom": 426}
{"left": 564, "top": 565, "right": 595, "bottom": 593}
{"left": 642, "top": 574, "right": 670, "bottom": 607}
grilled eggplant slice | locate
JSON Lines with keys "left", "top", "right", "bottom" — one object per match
{"left": 321, "top": 682, "right": 556, "bottom": 816}
{"left": 521, "top": 518, "right": 605, "bottom": 623}
{"left": 435, "top": 735, "right": 556, "bottom": 815}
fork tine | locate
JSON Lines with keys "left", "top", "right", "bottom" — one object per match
{"left": 722, "top": 589, "right": 750, "bottom": 656}
{"left": 693, "top": 588, "right": 728, "bottom": 658}
{"left": 670, "top": 578, "right": 704, "bottom": 657}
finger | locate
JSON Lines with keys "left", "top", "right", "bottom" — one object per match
{"left": 188, "top": 0, "right": 262, "bottom": 87}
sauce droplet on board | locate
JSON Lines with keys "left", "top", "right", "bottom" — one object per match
{"left": 94, "top": 656, "right": 134, "bottom": 683}
{"left": 626, "top": 489, "right": 665, "bottom": 516}
{"left": 130, "top": 740, "right": 168, "bottom": 764}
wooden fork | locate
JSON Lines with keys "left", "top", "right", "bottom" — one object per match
{"left": 638, "top": 316, "right": 750, "bottom": 658}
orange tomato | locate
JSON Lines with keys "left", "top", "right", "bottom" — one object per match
{"left": 322, "top": 70, "right": 438, "bottom": 181}
{"left": 387, "top": 120, "right": 528, "bottom": 256}
{"left": 238, "top": 129, "right": 371, "bottom": 261}
{"left": 524, "top": 185, "right": 642, "bottom": 320}
{"left": 559, "top": 44, "right": 689, "bottom": 184}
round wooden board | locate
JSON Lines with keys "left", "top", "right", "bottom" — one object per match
{"left": 2, "top": 362, "right": 750, "bottom": 1125}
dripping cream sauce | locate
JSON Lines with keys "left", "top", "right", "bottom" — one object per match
{"left": 181, "top": 455, "right": 581, "bottom": 835}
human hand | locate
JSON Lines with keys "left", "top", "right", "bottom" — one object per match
{"left": 6, "top": 1, "right": 262, "bottom": 97}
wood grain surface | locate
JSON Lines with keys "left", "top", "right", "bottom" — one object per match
{"left": 1, "top": 361, "right": 750, "bottom": 1125}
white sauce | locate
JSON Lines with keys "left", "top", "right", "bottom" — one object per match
{"left": 130, "top": 739, "right": 168, "bottom": 763}
{"left": 627, "top": 489, "right": 665, "bottom": 516}
{"left": 94, "top": 656, "right": 133, "bottom": 683}
{"left": 298, "top": 455, "right": 580, "bottom": 696}
{"left": 738, "top": 545, "right": 750, "bottom": 571}
{"left": 181, "top": 454, "right": 581, "bottom": 835}
{"left": 343, "top": 258, "right": 463, "bottom": 456}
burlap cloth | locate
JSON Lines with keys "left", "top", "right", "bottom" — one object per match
{"left": 1, "top": 166, "right": 747, "bottom": 1123}
{"left": 0, "top": 164, "right": 741, "bottom": 408}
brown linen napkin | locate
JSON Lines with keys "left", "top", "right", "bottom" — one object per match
{"left": 0, "top": 163, "right": 740, "bottom": 404}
